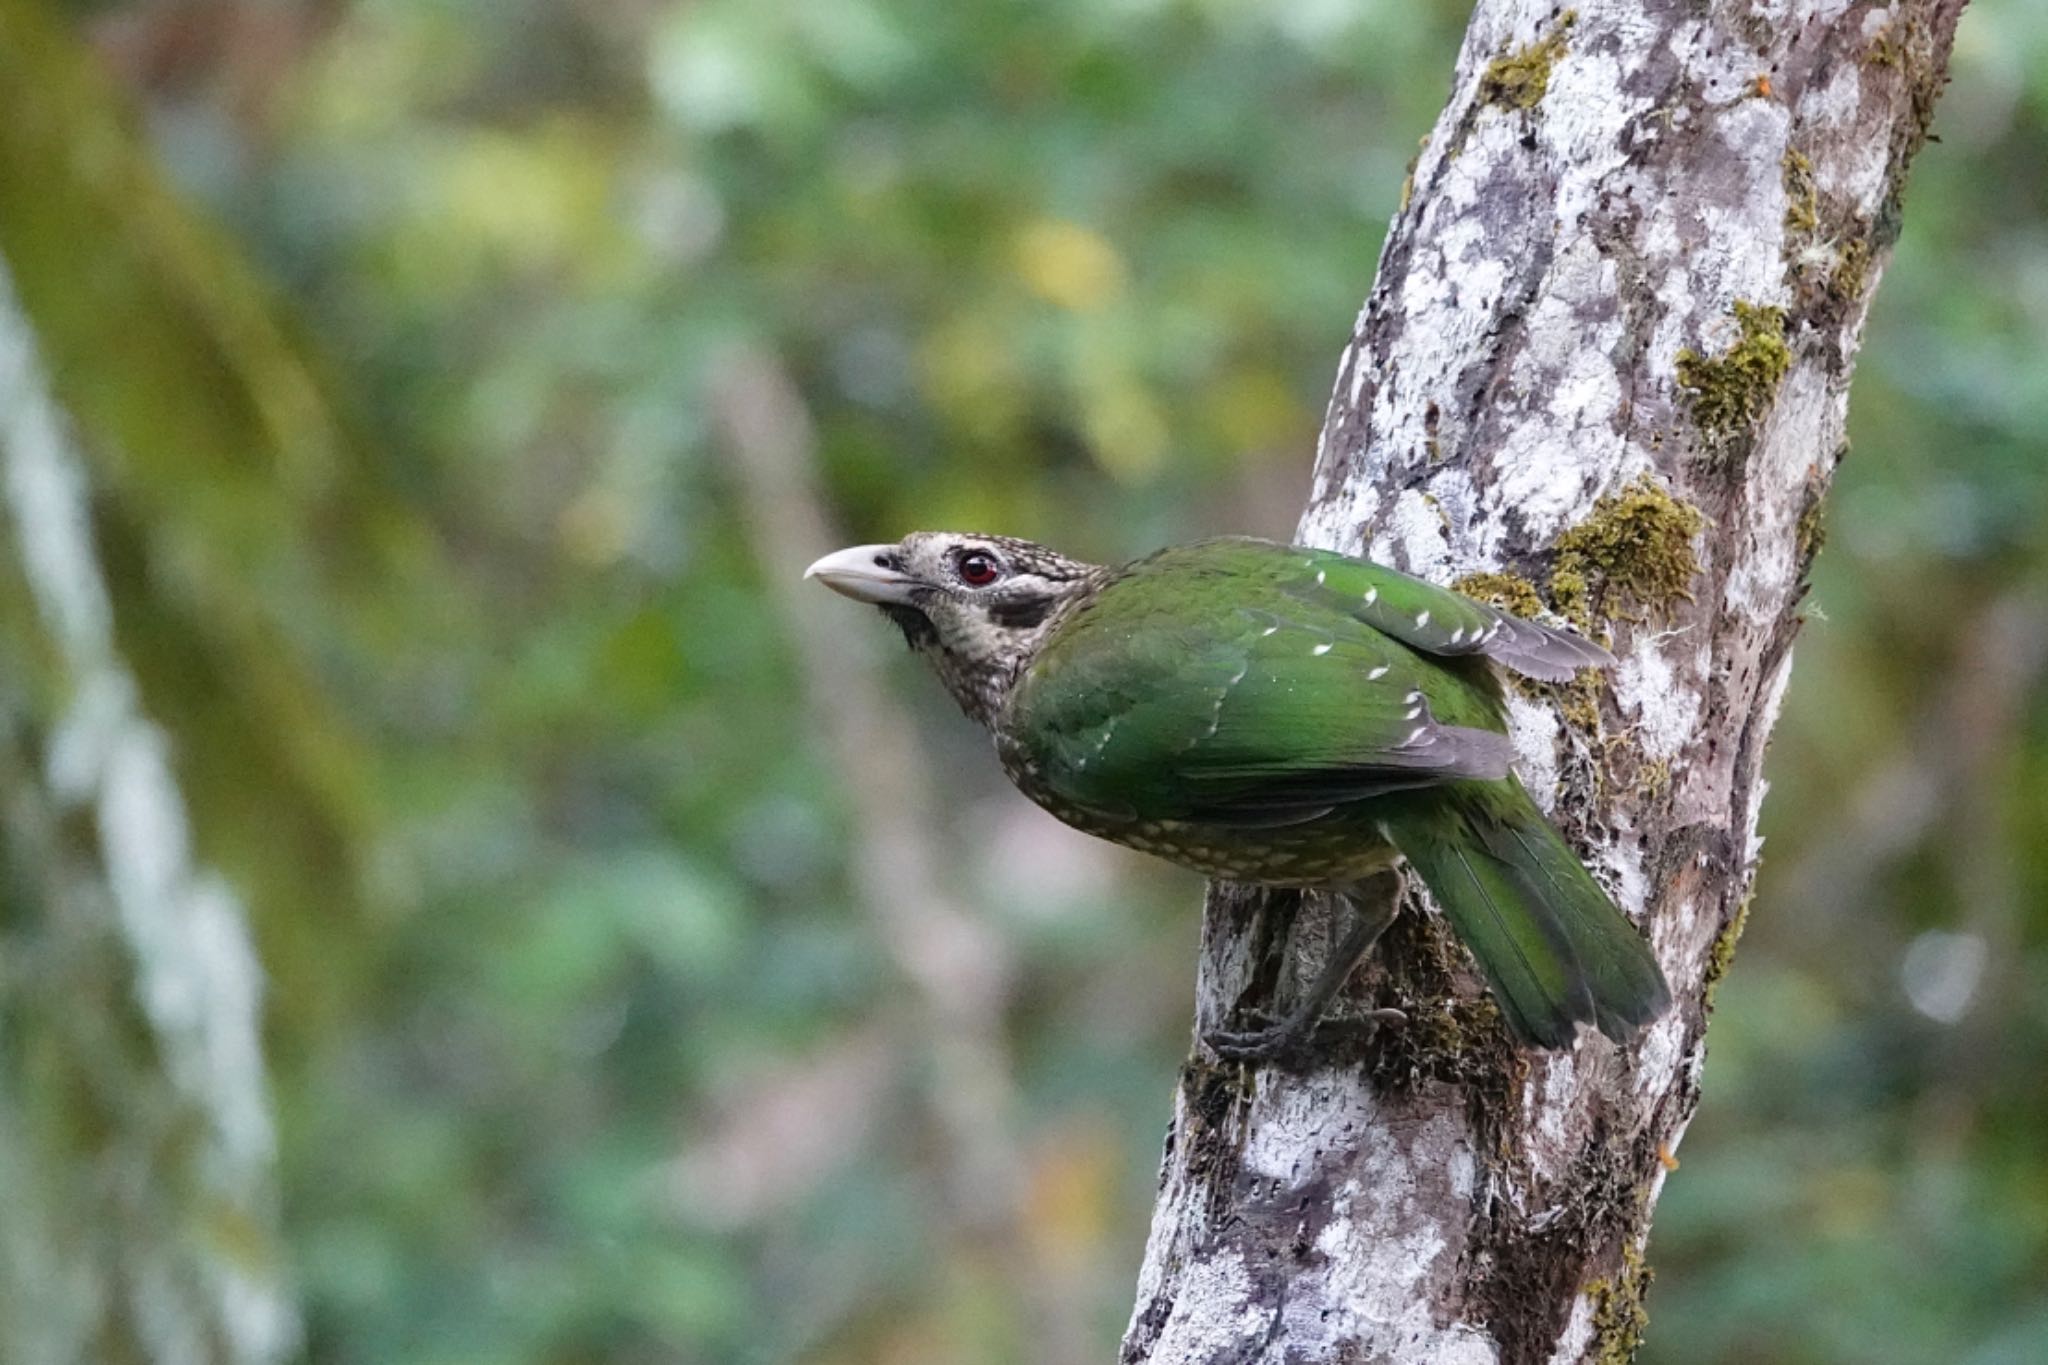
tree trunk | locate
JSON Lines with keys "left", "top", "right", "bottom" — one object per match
{"left": 0, "top": 264, "right": 297, "bottom": 1365}
{"left": 1124, "top": 2, "right": 1965, "bottom": 1361}
{"left": 0, "top": 5, "right": 399, "bottom": 1358}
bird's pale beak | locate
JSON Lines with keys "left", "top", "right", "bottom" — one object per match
{"left": 804, "top": 544, "right": 919, "bottom": 606}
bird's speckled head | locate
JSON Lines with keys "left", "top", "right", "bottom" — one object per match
{"left": 806, "top": 532, "right": 1104, "bottom": 725}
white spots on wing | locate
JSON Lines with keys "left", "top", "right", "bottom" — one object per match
{"left": 1449, "top": 627, "right": 1466, "bottom": 644}
{"left": 1261, "top": 625, "right": 1279, "bottom": 636}
{"left": 1196, "top": 664, "right": 1249, "bottom": 744}
{"left": 1312, "top": 642, "right": 1334, "bottom": 656}
{"left": 1361, "top": 586, "right": 1378, "bottom": 607}
{"left": 1367, "top": 665, "right": 1390, "bottom": 681}
{"left": 1403, "top": 726, "right": 1429, "bottom": 746}
{"left": 1315, "top": 568, "right": 1327, "bottom": 586}
{"left": 1404, "top": 691, "right": 1427, "bottom": 720}
{"left": 1415, "top": 610, "right": 1431, "bottom": 628}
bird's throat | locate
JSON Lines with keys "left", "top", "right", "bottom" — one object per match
{"left": 882, "top": 604, "right": 938, "bottom": 650}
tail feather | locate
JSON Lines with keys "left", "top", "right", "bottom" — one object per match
{"left": 1386, "top": 780, "right": 1670, "bottom": 1047}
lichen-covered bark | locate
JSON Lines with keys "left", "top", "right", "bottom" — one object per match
{"left": 0, "top": 6, "right": 401, "bottom": 1358}
{"left": 0, "top": 263, "right": 296, "bottom": 1365}
{"left": 1124, "top": 3, "right": 1966, "bottom": 1361}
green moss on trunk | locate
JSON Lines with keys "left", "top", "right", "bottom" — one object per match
{"left": 1703, "top": 894, "right": 1753, "bottom": 1010}
{"left": 1676, "top": 301, "right": 1791, "bottom": 448}
{"left": 1782, "top": 149, "right": 1819, "bottom": 235}
{"left": 1450, "top": 570, "right": 1546, "bottom": 619}
{"left": 1481, "top": 12, "right": 1577, "bottom": 110}
{"left": 1548, "top": 477, "right": 1704, "bottom": 630}
{"left": 1587, "top": 1240, "right": 1655, "bottom": 1363}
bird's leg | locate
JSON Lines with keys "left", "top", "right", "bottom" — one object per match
{"left": 1205, "top": 873, "right": 1406, "bottom": 1065}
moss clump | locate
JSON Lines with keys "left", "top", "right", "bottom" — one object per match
{"left": 1557, "top": 671, "right": 1604, "bottom": 734}
{"left": 1796, "top": 494, "right": 1827, "bottom": 567}
{"left": 1834, "top": 237, "right": 1872, "bottom": 303}
{"left": 1481, "top": 11, "right": 1577, "bottom": 111}
{"left": 1451, "top": 570, "right": 1546, "bottom": 619}
{"left": 1548, "top": 476, "right": 1704, "bottom": 630}
{"left": 1702, "top": 894, "right": 1752, "bottom": 1010}
{"left": 1357, "top": 905, "right": 1523, "bottom": 1098}
{"left": 1676, "top": 301, "right": 1792, "bottom": 445}
{"left": 1632, "top": 755, "right": 1672, "bottom": 799}
{"left": 1782, "top": 149, "right": 1819, "bottom": 236}
{"left": 1588, "top": 1242, "right": 1655, "bottom": 1364}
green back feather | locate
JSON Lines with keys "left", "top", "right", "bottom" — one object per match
{"left": 1002, "top": 541, "right": 1516, "bottom": 823}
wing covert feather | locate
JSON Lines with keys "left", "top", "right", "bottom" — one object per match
{"left": 1003, "top": 580, "right": 1513, "bottom": 826}
{"left": 1285, "top": 546, "right": 1613, "bottom": 683}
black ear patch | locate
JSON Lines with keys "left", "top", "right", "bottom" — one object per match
{"left": 988, "top": 594, "right": 1054, "bottom": 629}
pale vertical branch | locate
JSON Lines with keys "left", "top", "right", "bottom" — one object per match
{"left": 0, "top": 261, "right": 296, "bottom": 1363}
{"left": 710, "top": 348, "right": 1091, "bottom": 1363}
{"left": 1126, "top": 2, "right": 1968, "bottom": 1361}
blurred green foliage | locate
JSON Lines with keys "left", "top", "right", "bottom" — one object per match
{"left": 4, "top": 0, "right": 2047, "bottom": 1361}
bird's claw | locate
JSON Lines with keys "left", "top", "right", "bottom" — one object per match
{"left": 1203, "top": 1006, "right": 1407, "bottom": 1066}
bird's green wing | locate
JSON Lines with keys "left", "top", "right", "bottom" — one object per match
{"left": 1280, "top": 543, "right": 1612, "bottom": 683}
{"left": 1001, "top": 571, "right": 1514, "bottom": 827}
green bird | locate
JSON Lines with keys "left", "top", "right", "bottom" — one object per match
{"left": 805, "top": 533, "right": 1669, "bottom": 1055}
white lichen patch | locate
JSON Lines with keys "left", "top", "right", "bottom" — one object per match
{"left": 1727, "top": 366, "right": 1833, "bottom": 623}
{"left": 1241, "top": 1067, "right": 1377, "bottom": 1184}
{"left": 1504, "top": 689, "right": 1564, "bottom": 810}
{"left": 1143, "top": 1251, "right": 1272, "bottom": 1359}
{"left": 1540, "top": 49, "right": 1651, "bottom": 231}
{"left": 1374, "top": 488, "right": 1459, "bottom": 580}
{"left": 1301, "top": 464, "right": 1381, "bottom": 554}
{"left": 1547, "top": 1292, "right": 1598, "bottom": 1365}
{"left": 1804, "top": 63, "right": 1889, "bottom": 214}
{"left": 1633, "top": 1009, "right": 1689, "bottom": 1103}
{"left": 1614, "top": 636, "right": 1700, "bottom": 761}
{"left": 1520, "top": 1051, "right": 1583, "bottom": 1182}
{"left": 1594, "top": 826, "right": 1652, "bottom": 928}
{"left": 1284, "top": 1109, "right": 1498, "bottom": 1364}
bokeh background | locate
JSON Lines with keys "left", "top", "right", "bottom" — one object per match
{"left": 0, "top": 0, "right": 2044, "bottom": 1361}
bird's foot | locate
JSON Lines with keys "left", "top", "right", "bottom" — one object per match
{"left": 1204, "top": 1006, "right": 1407, "bottom": 1067}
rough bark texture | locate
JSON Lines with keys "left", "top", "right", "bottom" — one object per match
{"left": 1124, "top": 3, "right": 1965, "bottom": 1361}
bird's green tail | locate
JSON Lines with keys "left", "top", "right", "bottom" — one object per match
{"left": 1384, "top": 780, "right": 1670, "bottom": 1048}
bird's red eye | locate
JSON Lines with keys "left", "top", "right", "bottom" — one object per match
{"left": 955, "top": 550, "right": 1002, "bottom": 586}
